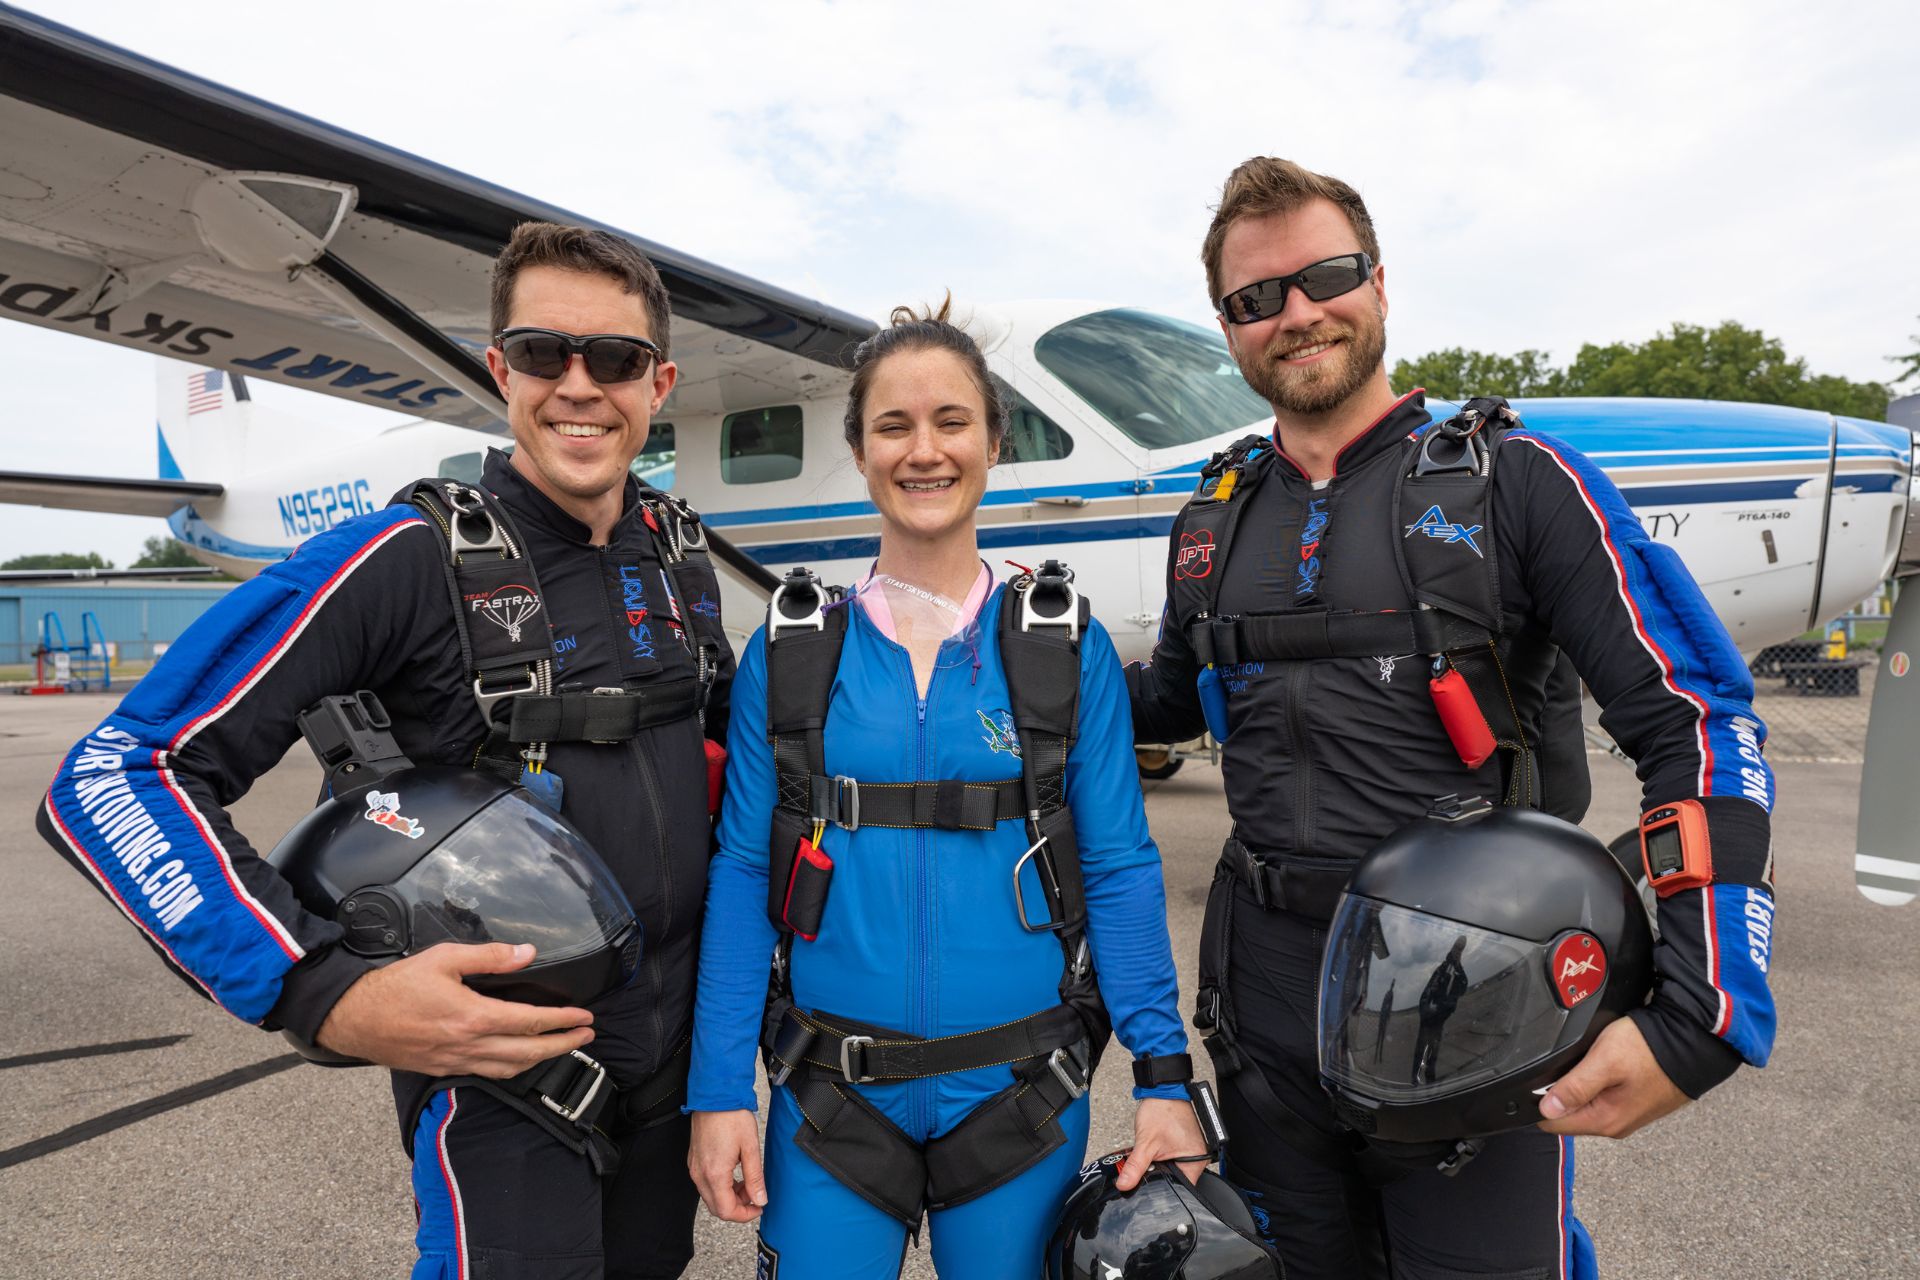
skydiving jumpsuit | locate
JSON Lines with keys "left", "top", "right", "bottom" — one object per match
{"left": 39, "top": 450, "right": 732, "bottom": 1279}
{"left": 1129, "top": 391, "right": 1777, "bottom": 1279}
{"left": 689, "top": 569, "right": 1192, "bottom": 1280}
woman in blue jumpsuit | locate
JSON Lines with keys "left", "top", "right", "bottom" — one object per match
{"left": 687, "top": 301, "right": 1206, "bottom": 1278}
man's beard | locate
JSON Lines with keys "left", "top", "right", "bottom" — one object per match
{"left": 1235, "top": 304, "right": 1387, "bottom": 416}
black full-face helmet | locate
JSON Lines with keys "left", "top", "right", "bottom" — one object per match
{"left": 267, "top": 764, "right": 642, "bottom": 1062}
{"left": 1045, "top": 1150, "right": 1283, "bottom": 1280}
{"left": 1317, "top": 798, "right": 1654, "bottom": 1147}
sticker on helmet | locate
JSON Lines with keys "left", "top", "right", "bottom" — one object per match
{"left": 363, "top": 790, "right": 425, "bottom": 840}
{"left": 1549, "top": 932, "right": 1607, "bottom": 1008}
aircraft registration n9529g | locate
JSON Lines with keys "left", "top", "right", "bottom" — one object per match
{"left": 0, "top": 6, "right": 1914, "bottom": 904}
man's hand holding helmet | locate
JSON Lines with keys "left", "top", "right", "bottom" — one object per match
{"left": 316, "top": 941, "right": 595, "bottom": 1077}
{"left": 1536, "top": 1013, "right": 1689, "bottom": 1139}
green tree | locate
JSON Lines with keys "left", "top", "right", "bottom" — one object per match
{"left": 1, "top": 551, "right": 112, "bottom": 571}
{"left": 1390, "top": 347, "right": 1565, "bottom": 401}
{"left": 1394, "top": 321, "right": 1892, "bottom": 421}
{"left": 1892, "top": 317, "right": 1920, "bottom": 388}
{"left": 130, "top": 535, "right": 202, "bottom": 569}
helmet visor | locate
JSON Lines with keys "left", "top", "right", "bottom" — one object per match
{"left": 1061, "top": 1175, "right": 1198, "bottom": 1279}
{"left": 1318, "top": 897, "right": 1569, "bottom": 1104}
{"left": 386, "top": 791, "right": 638, "bottom": 964}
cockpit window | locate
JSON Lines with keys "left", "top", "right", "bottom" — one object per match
{"left": 1033, "top": 309, "right": 1271, "bottom": 451}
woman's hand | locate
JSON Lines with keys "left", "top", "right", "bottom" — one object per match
{"left": 1116, "top": 1096, "right": 1211, "bottom": 1191}
{"left": 688, "top": 1109, "right": 767, "bottom": 1222}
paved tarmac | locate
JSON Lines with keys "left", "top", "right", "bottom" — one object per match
{"left": 2, "top": 693, "right": 1915, "bottom": 1278}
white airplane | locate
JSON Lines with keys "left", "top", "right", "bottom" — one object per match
{"left": 1, "top": 6, "right": 1916, "bottom": 903}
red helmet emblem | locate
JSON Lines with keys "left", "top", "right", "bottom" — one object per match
{"left": 1548, "top": 931, "right": 1608, "bottom": 1008}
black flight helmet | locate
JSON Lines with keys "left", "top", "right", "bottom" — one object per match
{"left": 1317, "top": 797, "right": 1653, "bottom": 1146}
{"left": 267, "top": 695, "right": 642, "bottom": 1064}
{"left": 1045, "top": 1150, "right": 1283, "bottom": 1280}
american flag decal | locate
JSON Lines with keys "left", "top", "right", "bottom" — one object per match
{"left": 186, "top": 370, "right": 225, "bottom": 416}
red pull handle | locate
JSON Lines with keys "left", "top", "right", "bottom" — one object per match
{"left": 1430, "top": 666, "right": 1497, "bottom": 769}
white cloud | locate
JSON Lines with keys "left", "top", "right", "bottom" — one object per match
{"left": 3, "top": 0, "right": 1917, "bottom": 563}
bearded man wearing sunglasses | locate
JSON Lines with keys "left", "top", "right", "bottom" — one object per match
{"left": 40, "top": 222, "right": 732, "bottom": 1279}
{"left": 1127, "top": 158, "right": 1776, "bottom": 1278}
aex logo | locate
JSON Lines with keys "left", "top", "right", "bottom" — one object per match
{"left": 1404, "top": 504, "right": 1484, "bottom": 557}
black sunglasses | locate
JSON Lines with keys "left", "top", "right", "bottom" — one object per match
{"left": 1217, "top": 253, "right": 1374, "bottom": 325}
{"left": 496, "top": 327, "right": 664, "bottom": 383}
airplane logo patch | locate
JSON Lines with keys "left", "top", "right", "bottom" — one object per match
{"left": 1404, "top": 505, "right": 1484, "bottom": 557}
{"left": 979, "top": 709, "right": 1021, "bottom": 757}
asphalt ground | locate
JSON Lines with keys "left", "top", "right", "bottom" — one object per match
{"left": 2, "top": 693, "right": 1915, "bottom": 1278}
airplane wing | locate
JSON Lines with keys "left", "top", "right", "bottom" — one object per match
{"left": 0, "top": 4, "right": 874, "bottom": 436}
{"left": 0, "top": 565, "right": 219, "bottom": 583}
{"left": 0, "top": 469, "right": 223, "bottom": 517}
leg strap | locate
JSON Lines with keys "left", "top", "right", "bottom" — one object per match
{"left": 1195, "top": 860, "right": 1409, "bottom": 1187}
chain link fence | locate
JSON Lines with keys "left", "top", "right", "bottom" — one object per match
{"left": 1582, "top": 614, "right": 1879, "bottom": 767}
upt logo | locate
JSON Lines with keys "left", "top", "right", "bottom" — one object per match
{"left": 1404, "top": 505, "right": 1484, "bottom": 557}
{"left": 467, "top": 584, "right": 542, "bottom": 643}
{"left": 1296, "top": 498, "right": 1330, "bottom": 598}
{"left": 1175, "top": 529, "right": 1215, "bottom": 580}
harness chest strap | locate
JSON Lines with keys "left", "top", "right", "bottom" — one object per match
{"left": 408, "top": 480, "right": 717, "bottom": 767}
{"left": 1174, "top": 402, "right": 1536, "bottom": 795}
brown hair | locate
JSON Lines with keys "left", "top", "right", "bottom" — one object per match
{"left": 1200, "top": 158, "right": 1380, "bottom": 305}
{"left": 842, "top": 293, "right": 1007, "bottom": 454}
{"left": 489, "top": 222, "right": 673, "bottom": 358}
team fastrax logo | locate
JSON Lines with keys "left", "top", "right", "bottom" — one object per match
{"left": 465, "top": 583, "right": 542, "bottom": 644}
{"left": 1404, "top": 504, "right": 1484, "bottom": 557}
{"left": 364, "top": 790, "right": 425, "bottom": 840}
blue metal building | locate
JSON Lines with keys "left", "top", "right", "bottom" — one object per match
{"left": 1, "top": 581, "right": 236, "bottom": 668}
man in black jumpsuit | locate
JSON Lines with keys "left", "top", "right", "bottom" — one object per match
{"left": 1129, "top": 159, "right": 1777, "bottom": 1278}
{"left": 39, "top": 224, "right": 732, "bottom": 1278}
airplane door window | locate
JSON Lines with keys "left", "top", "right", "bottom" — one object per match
{"left": 721, "top": 405, "right": 804, "bottom": 484}
{"left": 632, "top": 421, "right": 675, "bottom": 487}
{"left": 438, "top": 451, "right": 484, "bottom": 484}
{"left": 1033, "top": 309, "right": 1271, "bottom": 451}
{"left": 1001, "top": 389, "right": 1074, "bottom": 464}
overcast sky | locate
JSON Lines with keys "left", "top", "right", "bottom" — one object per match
{"left": 4, "top": 0, "right": 1917, "bottom": 565}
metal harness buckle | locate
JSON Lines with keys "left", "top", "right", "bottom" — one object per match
{"left": 1046, "top": 1045, "right": 1089, "bottom": 1100}
{"left": 537, "top": 1049, "right": 608, "bottom": 1123}
{"left": 444, "top": 485, "right": 507, "bottom": 555}
{"left": 839, "top": 1035, "right": 877, "bottom": 1084}
{"left": 1013, "top": 562, "right": 1081, "bottom": 641}
{"left": 823, "top": 775, "right": 860, "bottom": 831}
{"left": 768, "top": 570, "right": 827, "bottom": 638}
{"left": 1235, "top": 842, "right": 1272, "bottom": 909}
{"left": 474, "top": 672, "right": 538, "bottom": 728}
